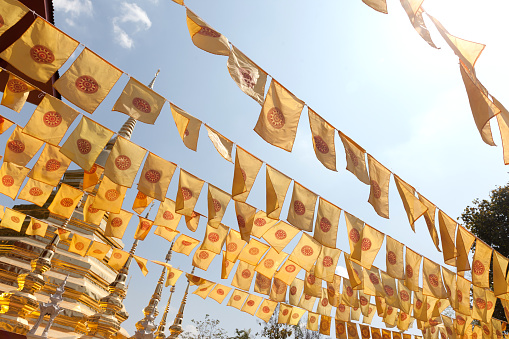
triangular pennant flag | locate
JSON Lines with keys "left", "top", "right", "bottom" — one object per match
{"left": 367, "top": 155, "right": 391, "bottom": 219}
{"left": 308, "top": 108, "right": 337, "bottom": 171}
{"left": 287, "top": 182, "right": 318, "bottom": 232}
{"left": 205, "top": 125, "right": 233, "bottom": 162}
{"left": 338, "top": 131, "right": 369, "bottom": 185}
{"left": 400, "top": 0, "right": 437, "bottom": 48}
{"left": 232, "top": 146, "right": 263, "bottom": 202}
{"left": 170, "top": 103, "right": 202, "bottom": 151}
{"left": 394, "top": 175, "right": 427, "bottom": 231}
{"left": 266, "top": 165, "right": 292, "bottom": 219}
{"left": 186, "top": 8, "right": 230, "bottom": 56}
{"left": 1, "top": 73, "right": 34, "bottom": 112}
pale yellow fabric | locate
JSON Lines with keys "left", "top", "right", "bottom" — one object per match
{"left": 104, "top": 209, "right": 132, "bottom": 239}
{"left": 104, "top": 136, "right": 146, "bottom": 188}
{"left": 0, "top": 208, "right": 25, "bottom": 232}
{"left": 270, "top": 278, "right": 288, "bottom": 303}
{"left": 2, "top": 73, "right": 34, "bottom": 112}
{"left": 192, "top": 281, "right": 215, "bottom": 299}
{"left": 317, "top": 288, "right": 333, "bottom": 316}
{"left": 289, "top": 233, "right": 322, "bottom": 271}
{"left": 386, "top": 236, "right": 404, "bottom": 279}
{"left": 254, "top": 272, "right": 271, "bottom": 296}
{"left": 201, "top": 223, "right": 228, "bottom": 254}
{"left": 397, "top": 280, "right": 412, "bottom": 314}
{"left": 137, "top": 152, "right": 176, "bottom": 201}
{"left": 363, "top": 304, "right": 376, "bottom": 324}
{"left": 354, "top": 225, "right": 384, "bottom": 269}
{"left": 367, "top": 155, "right": 391, "bottom": 219}
{"left": 237, "top": 238, "right": 269, "bottom": 266}
{"left": 192, "top": 248, "right": 216, "bottom": 271}
{"left": 221, "top": 252, "right": 234, "bottom": 279}
{"left": 362, "top": 0, "right": 387, "bottom": 13}
{"left": 417, "top": 193, "right": 441, "bottom": 252}
{"left": 132, "top": 191, "right": 154, "bottom": 215}
{"left": 256, "top": 299, "right": 277, "bottom": 323}
{"left": 344, "top": 254, "right": 362, "bottom": 289}
{"left": 153, "top": 198, "right": 181, "bottom": 230}
{"left": 208, "top": 284, "right": 231, "bottom": 304}
{"left": 163, "top": 266, "right": 183, "bottom": 287}
{"left": 315, "top": 246, "right": 341, "bottom": 283}
{"left": 313, "top": 197, "right": 340, "bottom": 248}
{"left": 18, "top": 178, "right": 53, "bottom": 207}
{"left": 345, "top": 212, "right": 364, "bottom": 261}
{"left": 335, "top": 303, "right": 350, "bottom": 322}
{"left": 0, "top": 116, "right": 14, "bottom": 135}
{"left": 472, "top": 240, "right": 492, "bottom": 288}
{"left": 108, "top": 249, "right": 129, "bottom": 270}
{"left": 28, "top": 144, "right": 71, "bottom": 187}
{"left": 380, "top": 271, "right": 399, "bottom": 308}
{"left": 227, "top": 45, "right": 267, "bottom": 105}
{"left": 234, "top": 200, "right": 256, "bottom": 242}
{"left": 288, "top": 307, "right": 306, "bottom": 325}
{"left": 232, "top": 260, "right": 255, "bottom": 291}
{"left": 0, "top": 162, "right": 29, "bottom": 199}
{"left": 232, "top": 146, "right": 263, "bottom": 202}
{"left": 255, "top": 247, "right": 288, "bottom": 279}
{"left": 0, "top": 0, "right": 29, "bottom": 36}
{"left": 363, "top": 266, "right": 384, "bottom": 297}
{"left": 308, "top": 108, "right": 337, "bottom": 171}
{"left": 394, "top": 175, "right": 427, "bottom": 231}
{"left": 48, "top": 183, "right": 83, "bottom": 218}
{"left": 4, "top": 126, "right": 44, "bottom": 166}
{"left": 338, "top": 131, "right": 369, "bottom": 184}
{"left": 60, "top": 117, "right": 114, "bottom": 172}
{"left": 307, "top": 312, "right": 319, "bottom": 331}
{"left": 304, "top": 268, "right": 322, "bottom": 298}
{"left": 185, "top": 211, "right": 202, "bottom": 232}
{"left": 289, "top": 278, "right": 304, "bottom": 306}
{"left": 287, "top": 182, "right": 318, "bottom": 232}
{"left": 472, "top": 285, "right": 487, "bottom": 321}
{"left": 327, "top": 275, "right": 342, "bottom": 307}
{"left": 265, "top": 165, "right": 292, "bottom": 219}
{"left": 341, "top": 279, "right": 358, "bottom": 307}
{"left": 224, "top": 229, "right": 246, "bottom": 262}
{"left": 170, "top": 103, "right": 202, "bottom": 151}
{"left": 456, "top": 226, "right": 475, "bottom": 272}
{"left": 441, "top": 266, "right": 457, "bottom": 307}
{"left": 456, "top": 275, "right": 471, "bottom": 315}
{"left": 251, "top": 210, "right": 278, "bottom": 238}
{"left": 413, "top": 290, "right": 427, "bottom": 321}
{"left": 0, "top": 17, "right": 79, "bottom": 82}
{"left": 207, "top": 184, "right": 231, "bottom": 227}
{"left": 134, "top": 216, "right": 153, "bottom": 241}
{"left": 172, "top": 234, "right": 200, "bottom": 256}
{"left": 25, "top": 218, "right": 48, "bottom": 237}
{"left": 113, "top": 77, "right": 166, "bottom": 124}
{"left": 275, "top": 259, "right": 301, "bottom": 286}
{"left": 91, "top": 176, "right": 126, "bottom": 213}
{"left": 438, "top": 210, "right": 458, "bottom": 265}
{"left": 227, "top": 289, "right": 249, "bottom": 309}
{"left": 186, "top": 8, "right": 230, "bottom": 56}
{"left": 405, "top": 247, "right": 422, "bottom": 292}
{"left": 85, "top": 241, "right": 110, "bottom": 261}
{"left": 422, "top": 257, "right": 446, "bottom": 299}
{"left": 400, "top": 0, "right": 437, "bottom": 48}
{"left": 495, "top": 97, "right": 509, "bottom": 165}
{"left": 154, "top": 226, "right": 179, "bottom": 243}
{"left": 176, "top": 169, "right": 204, "bottom": 217}
{"left": 133, "top": 255, "right": 148, "bottom": 276}
{"left": 68, "top": 233, "right": 91, "bottom": 256}
{"left": 254, "top": 80, "right": 305, "bottom": 152}
{"left": 56, "top": 228, "right": 71, "bottom": 241}
{"left": 205, "top": 125, "right": 233, "bottom": 162}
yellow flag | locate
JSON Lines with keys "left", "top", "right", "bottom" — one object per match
{"left": 405, "top": 247, "right": 422, "bottom": 292}
{"left": 400, "top": 0, "right": 437, "bottom": 48}
{"left": 275, "top": 259, "right": 302, "bottom": 286}
{"left": 86, "top": 241, "right": 110, "bottom": 261}
{"left": 254, "top": 79, "right": 305, "bottom": 152}
{"left": 278, "top": 303, "right": 292, "bottom": 323}
{"left": 60, "top": 116, "right": 114, "bottom": 171}
{"left": 327, "top": 275, "right": 341, "bottom": 307}
{"left": 0, "top": 17, "right": 79, "bottom": 82}
{"left": 0, "top": 116, "right": 14, "bottom": 135}
{"left": 134, "top": 216, "right": 153, "bottom": 241}
{"left": 235, "top": 200, "right": 256, "bottom": 242}
{"left": 318, "top": 289, "right": 333, "bottom": 317}
{"left": 241, "top": 294, "right": 263, "bottom": 316}
{"left": 371, "top": 327, "right": 382, "bottom": 339}
{"left": 205, "top": 125, "right": 233, "bottom": 162}
{"left": 137, "top": 152, "right": 177, "bottom": 201}
{"left": 304, "top": 269, "right": 323, "bottom": 298}
{"left": 0, "top": 0, "right": 29, "bottom": 36}
{"left": 224, "top": 229, "right": 246, "bottom": 262}
{"left": 0, "top": 208, "right": 25, "bottom": 232}
{"left": 320, "top": 315, "right": 332, "bottom": 335}
{"left": 254, "top": 272, "right": 272, "bottom": 296}
{"left": 133, "top": 255, "right": 149, "bottom": 276}
{"left": 347, "top": 322, "right": 360, "bottom": 339}
{"left": 338, "top": 131, "right": 370, "bottom": 185}
{"left": 113, "top": 77, "right": 166, "bottom": 124}
{"left": 23, "top": 94, "right": 79, "bottom": 146}
{"left": 417, "top": 193, "right": 441, "bottom": 252}
{"left": 397, "top": 280, "right": 412, "bottom": 314}
{"left": 0, "top": 162, "right": 29, "bottom": 199}
{"left": 266, "top": 165, "right": 292, "bottom": 219}
{"left": 132, "top": 191, "right": 154, "bottom": 215}
{"left": 473, "top": 285, "right": 487, "bottom": 321}
{"left": 232, "top": 261, "right": 255, "bottom": 291}
{"left": 18, "top": 178, "right": 53, "bottom": 207}
{"left": 307, "top": 312, "right": 319, "bottom": 331}
{"left": 227, "top": 45, "right": 267, "bottom": 105}
{"left": 83, "top": 164, "right": 104, "bottom": 191}
{"left": 91, "top": 176, "right": 127, "bottom": 214}
{"left": 299, "top": 292, "right": 317, "bottom": 312}
{"left": 25, "top": 218, "right": 48, "bottom": 237}
{"left": 192, "top": 249, "right": 216, "bottom": 271}
{"left": 270, "top": 278, "right": 288, "bottom": 302}
{"left": 153, "top": 198, "right": 181, "bottom": 230}
{"left": 104, "top": 209, "right": 133, "bottom": 239}
{"left": 54, "top": 48, "right": 122, "bottom": 113}
{"left": 442, "top": 266, "right": 457, "bottom": 307}
{"left": 5, "top": 125, "right": 44, "bottom": 166}
{"left": 354, "top": 225, "right": 384, "bottom": 269}
{"left": 29, "top": 145, "right": 71, "bottom": 187}
{"left": 56, "top": 228, "right": 71, "bottom": 241}
{"left": 201, "top": 223, "right": 228, "bottom": 254}
{"left": 288, "top": 307, "right": 306, "bottom": 325}
{"left": 362, "top": 0, "right": 387, "bottom": 13}
{"left": 186, "top": 8, "right": 230, "bottom": 56}
{"left": 251, "top": 210, "right": 278, "bottom": 238}
{"left": 1, "top": 73, "right": 34, "bottom": 112}
{"left": 69, "top": 233, "right": 91, "bottom": 256}
{"left": 255, "top": 248, "right": 288, "bottom": 280}
{"left": 232, "top": 146, "right": 263, "bottom": 202}
{"left": 175, "top": 169, "right": 205, "bottom": 217}
{"left": 164, "top": 266, "right": 183, "bottom": 287}
{"left": 221, "top": 253, "right": 235, "bottom": 279}
{"left": 154, "top": 226, "right": 179, "bottom": 243}
{"left": 364, "top": 266, "right": 384, "bottom": 297}
{"left": 492, "top": 251, "right": 509, "bottom": 297}
{"left": 104, "top": 136, "right": 147, "bottom": 188}
{"left": 170, "top": 103, "right": 202, "bottom": 151}
{"left": 456, "top": 226, "right": 475, "bottom": 272}
{"left": 238, "top": 238, "right": 269, "bottom": 266}
{"left": 308, "top": 108, "right": 337, "bottom": 171}
{"left": 367, "top": 155, "right": 391, "bottom": 219}
{"left": 456, "top": 275, "right": 471, "bottom": 315}
{"left": 438, "top": 210, "right": 458, "bottom": 265}
{"left": 472, "top": 239, "right": 492, "bottom": 288}
{"left": 422, "top": 257, "right": 446, "bottom": 299}
{"left": 386, "top": 236, "right": 404, "bottom": 279}
{"left": 380, "top": 271, "right": 399, "bottom": 308}
{"left": 289, "top": 278, "right": 304, "bottom": 306}
{"left": 345, "top": 212, "right": 364, "bottom": 259}
{"left": 208, "top": 284, "right": 232, "bottom": 304}
{"left": 287, "top": 182, "right": 318, "bottom": 232}
{"left": 82, "top": 195, "right": 106, "bottom": 226}
{"left": 262, "top": 221, "right": 300, "bottom": 254}
{"left": 394, "top": 175, "right": 427, "bottom": 231}
{"left": 185, "top": 211, "right": 202, "bottom": 232}
{"left": 315, "top": 246, "right": 341, "bottom": 283}
{"left": 289, "top": 233, "right": 321, "bottom": 272}
{"left": 313, "top": 197, "right": 340, "bottom": 248}
{"left": 173, "top": 234, "right": 200, "bottom": 255}
{"left": 48, "top": 183, "right": 83, "bottom": 218}
{"left": 227, "top": 289, "right": 249, "bottom": 309}
{"left": 108, "top": 249, "right": 129, "bottom": 270}
{"left": 207, "top": 184, "right": 231, "bottom": 227}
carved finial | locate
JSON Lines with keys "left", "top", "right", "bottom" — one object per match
{"left": 148, "top": 69, "right": 160, "bottom": 90}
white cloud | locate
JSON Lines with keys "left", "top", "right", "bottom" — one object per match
{"left": 54, "top": 0, "right": 92, "bottom": 25}
{"left": 112, "top": 3, "right": 152, "bottom": 49}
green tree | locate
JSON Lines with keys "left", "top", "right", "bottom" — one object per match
{"left": 180, "top": 314, "right": 228, "bottom": 339}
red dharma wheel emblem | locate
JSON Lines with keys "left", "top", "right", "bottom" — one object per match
{"left": 208, "top": 232, "right": 219, "bottom": 243}
{"left": 233, "top": 295, "right": 241, "bottom": 301}
{"left": 386, "top": 307, "right": 393, "bottom": 315}
{"left": 327, "top": 286, "right": 335, "bottom": 295}
{"left": 346, "top": 286, "right": 354, "bottom": 297}
{"left": 310, "top": 316, "right": 316, "bottom": 324}
{"left": 145, "top": 169, "right": 161, "bottom": 183}
{"left": 140, "top": 221, "right": 151, "bottom": 230}
{"left": 8, "top": 140, "right": 25, "bottom": 153}
{"left": 399, "top": 290, "right": 410, "bottom": 301}
{"left": 456, "top": 290, "right": 463, "bottom": 302}
{"left": 105, "top": 189, "right": 120, "bottom": 201}
{"left": 360, "top": 296, "right": 368, "bottom": 306}
{"left": 238, "top": 67, "right": 255, "bottom": 89}
{"left": 163, "top": 211, "right": 174, "bottom": 220}
{"left": 322, "top": 256, "right": 333, "bottom": 267}
{"left": 338, "top": 304, "right": 346, "bottom": 312}
{"left": 361, "top": 238, "right": 372, "bottom": 251}
{"left": 346, "top": 148, "right": 359, "bottom": 167}
{"left": 362, "top": 329, "right": 370, "bottom": 338}
{"left": 262, "top": 306, "right": 270, "bottom": 313}
{"left": 2, "top": 175, "right": 14, "bottom": 187}
{"left": 349, "top": 228, "right": 360, "bottom": 243}
{"left": 181, "top": 187, "right": 193, "bottom": 200}
{"left": 405, "top": 264, "right": 413, "bottom": 278}
{"left": 275, "top": 229, "right": 287, "bottom": 240}
{"left": 313, "top": 135, "right": 329, "bottom": 154}
{"left": 249, "top": 247, "right": 259, "bottom": 256}
{"left": 32, "top": 223, "right": 41, "bottom": 230}
{"left": 472, "top": 259, "right": 485, "bottom": 275}
{"left": 93, "top": 249, "right": 103, "bottom": 254}
{"left": 181, "top": 240, "right": 192, "bottom": 246}
{"left": 10, "top": 216, "right": 20, "bottom": 223}
{"left": 30, "top": 45, "right": 55, "bottom": 63}
{"left": 483, "top": 326, "right": 490, "bottom": 335}
{"left": 487, "top": 301, "right": 493, "bottom": 310}
{"left": 226, "top": 243, "right": 237, "bottom": 252}
{"left": 285, "top": 264, "right": 296, "bottom": 273}
{"left": 88, "top": 206, "right": 99, "bottom": 213}
{"left": 373, "top": 333, "right": 381, "bottom": 339}
{"left": 282, "top": 309, "right": 289, "bottom": 316}
{"left": 198, "top": 251, "right": 209, "bottom": 260}
{"left": 321, "top": 298, "right": 329, "bottom": 307}
{"left": 304, "top": 294, "right": 312, "bottom": 300}
{"left": 400, "top": 313, "right": 408, "bottom": 321}
{"left": 75, "top": 75, "right": 99, "bottom": 94}
{"left": 113, "top": 252, "right": 123, "bottom": 259}
{"left": 111, "top": 217, "right": 123, "bottom": 227}
{"left": 76, "top": 139, "right": 92, "bottom": 154}
{"left": 43, "top": 111, "right": 62, "bottom": 127}
{"left": 320, "top": 217, "right": 331, "bottom": 232}
{"left": 476, "top": 298, "right": 486, "bottom": 309}
{"left": 370, "top": 180, "right": 382, "bottom": 199}
{"left": 264, "top": 259, "right": 274, "bottom": 268}
{"left": 236, "top": 215, "right": 245, "bottom": 228}
{"left": 292, "top": 313, "right": 299, "bottom": 319}
{"left": 29, "top": 187, "right": 43, "bottom": 196}
{"left": 369, "top": 273, "right": 379, "bottom": 285}
{"left": 7, "top": 79, "right": 29, "bottom": 93}
{"left": 45, "top": 159, "right": 61, "bottom": 171}
{"left": 301, "top": 245, "right": 314, "bottom": 256}
{"left": 246, "top": 300, "right": 255, "bottom": 307}
{"left": 132, "top": 97, "right": 151, "bottom": 113}
{"left": 290, "top": 286, "right": 297, "bottom": 295}
{"left": 267, "top": 107, "right": 285, "bottom": 129}
{"left": 428, "top": 274, "right": 439, "bottom": 287}
{"left": 456, "top": 315, "right": 465, "bottom": 325}
{"left": 307, "top": 274, "right": 316, "bottom": 285}
{"left": 293, "top": 200, "right": 306, "bottom": 215}
{"left": 254, "top": 218, "right": 266, "bottom": 227}
{"left": 60, "top": 198, "right": 74, "bottom": 207}
{"left": 75, "top": 242, "right": 85, "bottom": 251}
{"left": 348, "top": 326, "right": 357, "bottom": 336}
{"left": 197, "top": 26, "right": 221, "bottom": 37}
{"left": 387, "top": 251, "right": 397, "bottom": 265}
{"left": 212, "top": 198, "right": 222, "bottom": 212}
{"left": 115, "top": 155, "right": 131, "bottom": 170}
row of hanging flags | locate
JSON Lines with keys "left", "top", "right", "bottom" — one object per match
{"left": 0, "top": 0, "right": 509, "bottom": 337}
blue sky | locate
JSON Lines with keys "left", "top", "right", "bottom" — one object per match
{"left": 2, "top": 0, "right": 509, "bottom": 336}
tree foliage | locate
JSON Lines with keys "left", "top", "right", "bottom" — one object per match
{"left": 180, "top": 314, "right": 228, "bottom": 339}
{"left": 258, "top": 305, "right": 293, "bottom": 339}
{"left": 229, "top": 328, "right": 256, "bottom": 339}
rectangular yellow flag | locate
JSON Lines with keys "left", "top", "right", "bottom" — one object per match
{"left": 232, "top": 146, "right": 263, "bottom": 202}
{"left": 405, "top": 247, "right": 422, "bottom": 292}
{"left": 304, "top": 268, "right": 323, "bottom": 298}
{"left": 422, "top": 257, "right": 446, "bottom": 299}
{"left": 207, "top": 184, "right": 231, "bottom": 227}
{"left": 367, "top": 154, "right": 391, "bottom": 219}
{"left": 0, "top": 0, "right": 29, "bottom": 36}
{"left": 173, "top": 234, "right": 200, "bottom": 256}
{"left": 91, "top": 176, "right": 127, "bottom": 214}
{"left": 132, "top": 191, "right": 154, "bottom": 215}
{"left": 238, "top": 238, "right": 269, "bottom": 265}
{"left": 313, "top": 197, "right": 340, "bottom": 248}
{"left": 255, "top": 248, "right": 288, "bottom": 279}
{"left": 438, "top": 210, "right": 458, "bottom": 265}
{"left": 251, "top": 210, "right": 278, "bottom": 238}
{"left": 417, "top": 193, "right": 441, "bottom": 252}
{"left": 241, "top": 294, "right": 263, "bottom": 316}
{"left": 224, "top": 229, "right": 246, "bottom": 262}
{"left": 60, "top": 116, "right": 114, "bottom": 172}
{"left": 319, "top": 315, "right": 332, "bottom": 335}
{"left": 287, "top": 182, "right": 318, "bottom": 232}
{"left": 113, "top": 77, "right": 166, "bottom": 124}
{"left": 345, "top": 212, "right": 364, "bottom": 259}
{"left": 201, "top": 223, "right": 228, "bottom": 254}
{"left": 176, "top": 169, "right": 205, "bottom": 217}
{"left": 266, "top": 165, "right": 292, "bottom": 219}
{"left": 185, "top": 211, "right": 202, "bottom": 232}
{"left": 386, "top": 236, "right": 404, "bottom": 279}
{"left": 25, "top": 218, "right": 48, "bottom": 237}
{"left": 235, "top": 200, "right": 256, "bottom": 242}
{"left": 170, "top": 103, "right": 202, "bottom": 151}
{"left": 227, "top": 289, "right": 249, "bottom": 309}
{"left": 192, "top": 281, "right": 215, "bottom": 299}
{"left": 270, "top": 278, "right": 287, "bottom": 302}
{"left": 354, "top": 225, "right": 384, "bottom": 269}
{"left": 278, "top": 303, "right": 292, "bottom": 323}
{"left": 254, "top": 272, "right": 271, "bottom": 296}
{"left": 308, "top": 108, "right": 337, "bottom": 171}
{"left": 1, "top": 208, "right": 25, "bottom": 232}
{"left": 18, "top": 178, "right": 53, "bottom": 207}
{"left": 153, "top": 198, "right": 181, "bottom": 230}
{"left": 186, "top": 8, "right": 230, "bottom": 56}
{"left": 288, "top": 307, "right": 306, "bottom": 325}
{"left": 2, "top": 73, "right": 34, "bottom": 112}
{"left": 154, "top": 226, "right": 179, "bottom": 243}
{"left": 394, "top": 175, "right": 427, "bottom": 231}
{"left": 69, "top": 233, "right": 91, "bottom": 256}
{"left": 275, "top": 259, "right": 302, "bottom": 286}
{"left": 338, "top": 131, "right": 370, "bottom": 185}
{"left": 289, "top": 233, "right": 322, "bottom": 272}
{"left": 472, "top": 239, "right": 492, "bottom": 288}
{"left": 54, "top": 48, "right": 122, "bottom": 113}
{"left": 492, "top": 251, "right": 509, "bottom": 297}
{"left": 5, "top": 125, "right": 44, "bottom": 166}
{"left": 205, "top": 125, "right": 233, "bottom": 162}
{"left": 232, "top": 261, "right": 255, "bottom": 291}
{"left": 0, "top": 17, "right": 79, "bottom": 82}
{"left": 208, "top": 284, "right": 232, "bottom": 304}
{"left": 192, "top": 249, "right": 216, "bottom": 271}
{"left": 104, "top": 209, "right": 133, "bottom": 239}
{"left": 0, "top": 162, "right": 29, "bottom": 199}
{"left": 83, "top": 195, "right": 106, "bottom": 226}
{"left": 86, "top": 241, "right": 111, "bottom": 261}
{"left": 133, "top": 255, "right": 149, "bottom": 276}
{"left": 289, "top": 278, "right": 304, "bottom": 306}
{"left": 104, "top": 136, "right": 147, "bottom": 188}
{"left": 254, "top": 79, "right": 305, "bottom": 152}
{"left": 315, "top": 246, "right": 341, "bottom": 283}
{"left": 83, "top": 164, "right": 103, "bottom": 191}
{"left": 134, "top": 217, "right": 153, "bottom": 241}
{"left": 30, "top": 144, "right": 71, "bottom": 187}
{"left": 137, "top": 152, "right": 177, "bottom": 201}
{"left": 456, "top": 275, "right": 471, "bottom": 315}
{"left": 307, "top": 312, "right": 319, "bottom": 331}
{"left": 48, "top": 183, "right": 83, "bottom": 218}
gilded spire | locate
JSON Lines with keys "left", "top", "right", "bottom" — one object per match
{"left": 168, "top": 267, "right": 194, "bottom": 339}
{"left": 154, "top": 285, "right": 175, "bottom": 339}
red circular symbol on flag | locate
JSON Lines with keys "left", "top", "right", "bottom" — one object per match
{"left": 304, "top": 294, "right": 312, "bottom": 300}
{"left": 45, "top": 159, "right": 60, "bottom": 172}
{"left": 361, "top": 238, "right": 372, "bottom": 251}
{"left": 32, "top": 223, "right": 41, "bottom": 230}
{"left": 163, "top": 211, "right": 174, "bottom": 220}
{"left": 457, "top": 290, "right": 463, "bottom": 302}
{"left": 360, "top": 296, "right": 368, "bottom": 306}
{"left": 338, "top": 304, "right": 346, "bottom": 312}
{"left": 140, "top": 221, "right": 150, "bottom": 230}
{"left": 226, "top": 242, "right": 237, "bottom": 252}
{"left": 313, "top": 135, "right": 329, "bottom": 154}
{"left": 197, "top": 26, "right": 221, "bottom": 37}
{"left": 399, "top": 290, "right": 410, "bottom": 301}
{"left": 75, "top": 75, "right": 99, "bottom": 94}
{"left": 115, "top": 155, "right": 131, "bottom": 170}
{"left": 254, "top": 218, "right": 266, "bottom": 227}
{"left": 184, "top": 129, "right": 189, "bottom": 137}
{"left": 181, "top": 187, "right": 193, "bottom": 200}
{"left": 336, "top": 322, "right": 345, "bottom": 334}
{"left": 77, "top": 139, "right": 92, "bottom": 154}
{"left": 327, "top": 286, "right": 335, "bottom": 295}
{"left": 241, "top": 269, "right": 251, "bottom": 279}
{"left": 264, "top": 259, "right": 274, "bottom": 268}
{"left": 208, "top": 232, "right": 219, "bottom": 243}
{"left": 8, "top": 140, "right": 25, "bottom": 153}
{"left": 301, "top": 245, "right": 313, "bottom": 256}
{"left": 472, "top": 259, "right": 485, "bottom": 275}
{"left": 238, "top": 67, "right": 255, "bottom": 88}
{"left": 216, "top": 288, "right": 224, "bottom": 295}
{"left": 262, "top": 306, "right": 270, "bottom": 313}
{"left": 75, "top": 242, "right": 85, "bottom": 250}
{"left": 2, "top": 175, "right": 14, "bottom": 187}
{"left": 105, "top": 189, "right": 120, "bottom": 201}
{"left": 198, "top": 251, "right": 209, "bottom": 260}
{"left": 406, "top": 264, "right": 413, "bottom": 278}
{"left": 111, "top": 217, "right": 123, "bottom": 227}
{"left": 487, "top": 301, "right": 493, "bottom": 310}
{"left": 428, "top": 274, "right": 439, "bottom": 287}
{"left": 256, "top": 274, "right": 270, "bottom": 289}
{"left": 30, "top": 45, "right": 55, "bottom": 63}
{"left": 145, "top": 169, "right": 161, "bottom": 183}
{"left": 384, "top": 285, "right": 394, "bottom": 296}
{"left": 321, "top": 298, "right": 329, "bottom": 308}
{"left": 369, "top": 273, "right": 379, "bottom": 285}
{"left": 86, "top": 164, "right": 98, "bottom": 174}
{"left": 43, "top": 111, "right": 62, "bottom": 128}
{"left": 370, "top": 180, "right": 382, "bottom": 199}
{"left": 346, "top": 148, "right": 359, "bottom": 167}
{"left": 322, "top": 256, "right": 333, "bottom": 267}
{"left": 236, "top": 215, "right": 245, "bottom": 228}
{"left": 483, "top": 325, "right": 490, "bottom": 335}
{"left": 319, "top": 217, "right": 331, "bottom": 232}
{"left": 7, "top": 79, "right": 28, "bottom": 93}
{"left": 136, "top": 191, "right": 146, "bottom": 199}
{"left": 292, "top": 313, "right": 299, "bottom": 319}
{"left": 400, "top": 313, "right": 408, "bottom": 321}
{"left": 88, "top": 205, "right": 99, "bottom": 213}
{"left": 113, "top": 253, "right": 123, "bottom": 259}
{"left": 307, "top": 274, "right": 316, "bottom": 285}
{"left": 60, "top": 198, "right": 74, "bottom": 207}
{"left": 285, "top": 264, "right": 296, "bottom": 273}
{"left": 267, "top": 107, "right": 285, "bottom": 129}
{"left": 310, "top": 315, "right": 316, "bottom": 323}
{"left": 233, "top": 295, "right": 241, "bottom": 301}
{"left": 293, "top": 200, "right": 305, "bottom": 215}
{"left": 212, "top": 199, "right": 222, "bottom": 212}
{"left": 348, "top": 326, "right": 357, "bottom": 337}
{"left": 386, "top": 306, "right": 393, "bottom": 315}
{"left": 346, "top": 286, "right": 354, "bottom": 297}
{"left": 282, "top": 309, "right": 289, "bottom": 316}
{"left": 361, "top": 328, "right": 370, "bottom": 338}
{"left": 182, "top": 240, "right": 192, "bottom": 246}
{"left": 476, "top": 298, "right": 486, "bottom": 309}
{"left": 387, "top": 251, "right": 397, "bottom": 265}
{"left": 168, "top": 272, "right": 175, "bottom": 279}
{"left": 290, "top": 286, "right": 297, "bottom": 295}
{"left": 132, "top": 97, "right": 151, "bottom": 113}
{"left": 246, "top": 300, "right": 255, "bottom": 307}
{"left": 275, "top": 229, "right": 287, "bottom": 240}
{"left": 10, "top": 216, "right": 20, "bottom": 223}
{"left": 349, "top": 228, "right": 360, "bottom": 243}
{"left": 29, "top": 187, "right": 43, "bottom": 196}
{"left": 456, "top": 315, "right": 465, "bottom": 325}
{"left": 249, "top": 247, "right": 259, "bottom": 256}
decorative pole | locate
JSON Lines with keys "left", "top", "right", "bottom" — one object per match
{"left": 167, "top": 267, "right": 195, "bottom": 339}
{"left": 154, "top": 285, "right": 176, "bottom": 339}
